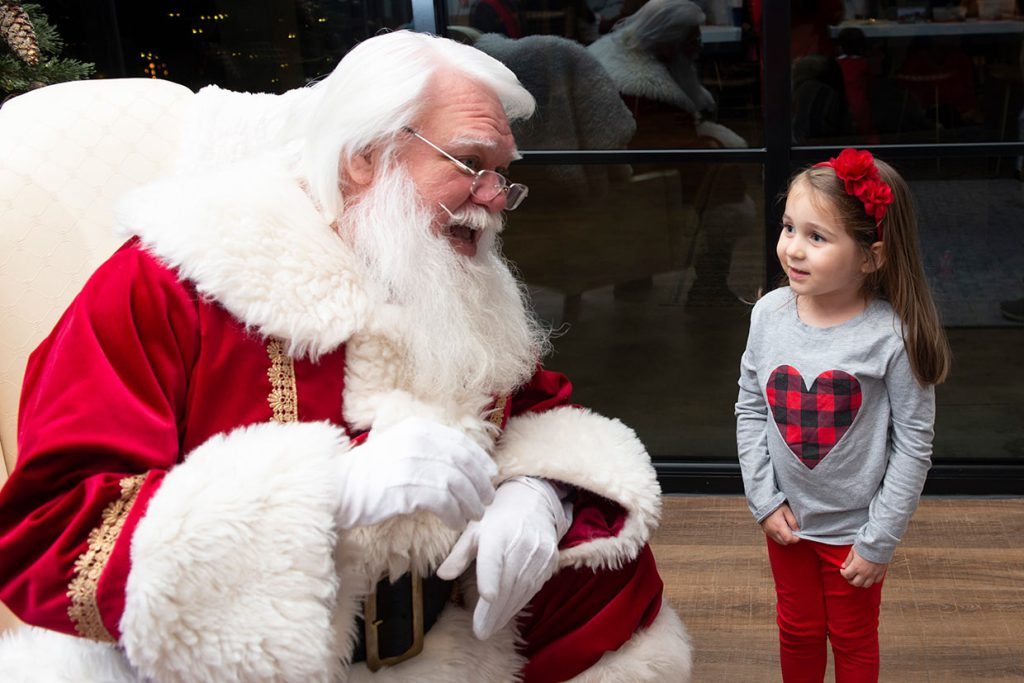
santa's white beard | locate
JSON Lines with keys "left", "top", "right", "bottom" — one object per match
{"left": 340, "top": 164, "right": 549, "bottom": 401}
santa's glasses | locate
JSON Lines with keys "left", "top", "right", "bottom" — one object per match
{"left": 403, "top": 127, "right": 528, "bottom": 211}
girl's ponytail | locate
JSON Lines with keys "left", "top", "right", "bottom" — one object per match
{"left": 866, "top": 160, "right": 950, "bottom": 385}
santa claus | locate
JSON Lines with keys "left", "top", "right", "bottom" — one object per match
{"left": 0, "top": 30, "right": 691, "bottom": 682}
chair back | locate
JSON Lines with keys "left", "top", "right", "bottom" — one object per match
{"left": 0, "top": 78, "right": 193, "bottom": 486}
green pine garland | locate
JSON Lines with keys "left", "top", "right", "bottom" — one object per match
{"left": 1, "top": 4, "right": 94, "bottom": 100}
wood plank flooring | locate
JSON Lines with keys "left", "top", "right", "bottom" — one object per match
{"left": 651, "top": 496, "right": 1024, "bottom": 682}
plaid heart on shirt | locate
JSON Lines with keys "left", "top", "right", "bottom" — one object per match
{"left": 766, "top": 365, "right": 862, "bottom": 470}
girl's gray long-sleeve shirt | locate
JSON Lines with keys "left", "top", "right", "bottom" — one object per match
{"left": 735, "top": 287, "right": 935, "bottom": 563}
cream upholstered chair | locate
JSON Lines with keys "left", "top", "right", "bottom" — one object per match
{"left": 0, "top": 79, "right": 193, "bottom": 630}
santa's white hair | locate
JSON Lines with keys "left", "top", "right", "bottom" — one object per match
{"left": 298, "top": 30, "right": 536, "bottom": 224}
{"left": 185, "top": 30, "right": 547, "bottom": 397}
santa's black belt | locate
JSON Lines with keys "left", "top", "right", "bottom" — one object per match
{"left": 350, "top": 568, "right": 454, "bottom": 671}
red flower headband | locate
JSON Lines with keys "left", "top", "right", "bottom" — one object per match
{"left": 814, "top": 148, "right": 893, "bottom": 240}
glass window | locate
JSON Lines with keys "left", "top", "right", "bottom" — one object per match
{"left": 792, "top": 0, "right": 1024, "bottom": 147}
{"left": 449, "top": 0, "right": 763, "bottom": 149}
{"left": 38, "top": 0, "right": 1024, "bottom": 476}
{"left": 892, "top": 155, "right": 1024, "bottom": 460}
{"left": 45, "top": 0, "right": 414, "bottom": 92}
{"left": 502, "top": 161, "right": 765, "bottom": 458}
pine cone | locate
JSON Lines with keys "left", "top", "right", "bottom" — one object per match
{"left": 0, "top": 2, "right": 40, "bottom": 66}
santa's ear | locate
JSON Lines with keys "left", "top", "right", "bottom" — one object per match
{"left": 862, "top": 241, "right": 885, "bottom": 273}
{"left": 342, "top": 147, "right": 376, "bottom": 188}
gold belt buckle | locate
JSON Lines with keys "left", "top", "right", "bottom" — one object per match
{"left": 364, "top": 568, "right": 424, "bottom": 672}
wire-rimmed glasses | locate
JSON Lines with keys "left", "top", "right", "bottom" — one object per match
{"left": 402, "top": 127, "right": 528, "bottom": 210}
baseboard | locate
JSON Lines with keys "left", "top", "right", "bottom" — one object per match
{"left": 655, "top": 460, "right": 1024, "bottom": 495}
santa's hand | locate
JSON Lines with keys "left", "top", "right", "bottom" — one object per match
{"left": 437, "top": 476, "right": 571, "bottom": 640}
{"left": 334, "top": 416, "right": 496, "bottom": 530}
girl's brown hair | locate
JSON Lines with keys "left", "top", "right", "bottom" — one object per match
{"left": 792, "top": 159, "right": 951, "bottom": 385}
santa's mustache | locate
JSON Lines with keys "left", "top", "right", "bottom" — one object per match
{"left": 438, "top": 202, "right": 505, "bottom": 237}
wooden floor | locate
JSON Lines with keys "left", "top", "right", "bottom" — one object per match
{"left": 651, "top": 496, "right": 1024, "bottom": 682}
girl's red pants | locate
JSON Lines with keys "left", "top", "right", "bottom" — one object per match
{"left": 766, "top": 538, "right": 885, "bottom": 682}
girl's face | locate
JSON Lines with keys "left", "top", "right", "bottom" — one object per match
{"left": 778, "top": 179, "right": 875, "bottom": 311}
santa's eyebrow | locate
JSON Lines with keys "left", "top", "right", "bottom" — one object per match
{"left": 447, "top": 135, "right": 522, "bottom": 162}
{"left": 448, "top": 135, "right": 495, "bottom": 148}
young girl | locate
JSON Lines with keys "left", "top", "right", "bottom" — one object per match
{"left": 735, "top": 149, "right": 950, "bottom": 681}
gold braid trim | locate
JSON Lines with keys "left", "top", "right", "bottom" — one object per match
{"left": 489, "top": 395, "right": 510, "bottom": 429}
{"left": 67, "top": 473, "right": 146, "bottom": 642}
{"left": 266, "top": 338, "right": 298, "bottom": 423}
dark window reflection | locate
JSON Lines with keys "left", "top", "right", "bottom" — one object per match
{"left": 501, "top": 162, "right": 764, "bottom": 458}
{"left": 892, "top": 156, "right": 1024, "bottom": 460}
{"left": 792, "top": 0, "right": 1024, "bottom": 147}
{"left": 42, "top": 0, "right": 413, "bottom": 92}
{"left": 466, "top": 3, "right": 762, "bottom": 312}
{"left": 449, "top": 0, "right": 763, "bottom": 148}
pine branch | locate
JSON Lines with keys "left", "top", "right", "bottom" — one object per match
{"left": 23, "top": 4, "right": 61, "bottom": 55}
{"left": 1, "top": 2, "right": 93, "bottom": 100}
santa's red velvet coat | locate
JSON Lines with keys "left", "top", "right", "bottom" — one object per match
{"left": 0, "top": 157, "right": 692, "bottom": 681}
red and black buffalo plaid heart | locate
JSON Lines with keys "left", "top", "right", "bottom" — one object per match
{"left": 766, "top": 365, "right": 862, "bottom": 470}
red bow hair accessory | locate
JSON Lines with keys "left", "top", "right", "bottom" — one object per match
{"left": 815, "top": 148, "right": 893, "bottom": 239}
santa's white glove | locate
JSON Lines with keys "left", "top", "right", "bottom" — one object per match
{"left": 334, "top": 416, "right": 497, "bottom": 530}
{"left": 437, "top": 476, "right": 572, "bottom": 640}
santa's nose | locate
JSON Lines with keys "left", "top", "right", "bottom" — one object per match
{"left": 471, "top": 190, "right": 507, "bottom": 213}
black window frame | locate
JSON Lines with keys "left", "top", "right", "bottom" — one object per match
{"left": 419, "top": 2, "right": 1024, "bottom": 494}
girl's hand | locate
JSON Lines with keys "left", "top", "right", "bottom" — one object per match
{"left": 840, "top": 548, "right": 888, "bottom": 588}
{"left": 760, "top": 504, "right": 800, "bottom": 545}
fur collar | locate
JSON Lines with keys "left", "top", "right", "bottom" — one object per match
{"left": 115, "top": 160, "right": 500, "bottom": 577}
{"left": 587, "top": 36, "right": 697, "bottom": 112}
{"left": 114, "top": 158, "right": 376, "bottom": 360}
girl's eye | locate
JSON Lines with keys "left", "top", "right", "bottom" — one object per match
{"left": 810, "top": 233, "right": 826, "bottom": 243}
{"left": 782, "top": 223, "right": 795, "bottom": 234}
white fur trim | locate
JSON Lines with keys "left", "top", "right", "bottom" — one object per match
{"left": 327, "top": 533, "right": 371, "bottom": 671}
{"left": 588, "top": 37, "right": 699, "bottom": 113}
{"left": 566, "top": 600, "right": 692, "bottom": 682}
{"left": 346, "top": 604, "right": 523, "bottom": 682}
{"left": 0, "top": 626, "right": 136, "bottom": 682}
{"left": 494, "top": 408, "right": 661, "bottom": 571}
{"left": 114, "top": 162, "right": 372, "bottom": 360}
{"left": 341, "top": 509, "right": 461, "bottom": 584}
{"left": 0, "top": 603, "right": 687, "bottom": 683}
{"left": 121, "top": 421, "right": 349, "bottom": 682}
{"left": 696, "top": 120, "right": 747, "bottom": 149}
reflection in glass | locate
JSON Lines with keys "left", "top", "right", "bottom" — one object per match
{"left": 448, "top": 0, "right": 763, "bottom": 147}
{"left": 891, "top": 156, "right": 1024, "bottom": 461}
{"left": 792, "top": 0, "right": 1024, "bottom": 148}
{"left": 501, "top": 162, "right": 764, "bottom": 458}
{"left": 473, "top": 16, "right": 759, "bottom": 307}
{"left": 45, "top": 0, "right": 415, "bottom": 92}
{"left": 588, "top": 0, "right": 717, "bottom": 140}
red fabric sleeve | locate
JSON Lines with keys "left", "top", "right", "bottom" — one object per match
{"left": 518, "top": 544, "right": 664, "bottom": 683}
{"left": 509, "top": 365, "right": 575, "bottom": 416}
{"left": 507, "top": 364, "right": 650, "bottom": 680}
{"left": 508, "top": 365, "right": 632, "bottom": 545}
{"left": 0, "top": 241, "right": 200, "bottom": 641}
